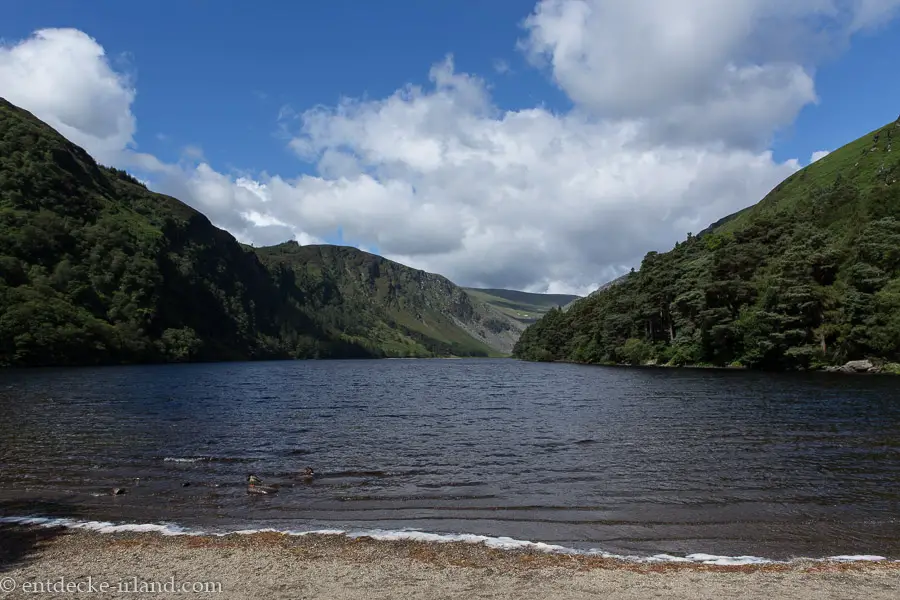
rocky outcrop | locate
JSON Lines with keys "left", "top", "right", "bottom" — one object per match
{"left": 448, "top": 306, "right": 524, "bottom": 355}
{"left": 825, "top": 360, "right": 881, "bottom": 374}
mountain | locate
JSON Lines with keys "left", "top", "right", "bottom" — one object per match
{"left": 514, "top": 116, "right": 900, "bottom": 371}
{"left": 0, "top": 98, "right": 518, "bottom": 366}
{"left": 463, "top": 288, "right": 580, "bottom": 326}
{"left": 254, "top": 243, "right": 522, "bottom": 357}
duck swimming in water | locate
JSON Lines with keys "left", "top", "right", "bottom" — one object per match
{"left": 246, "top": 473, "right": 277, "bottom": 494}
{"left": 301, "top": 467, "right": 316, "bottom": 481}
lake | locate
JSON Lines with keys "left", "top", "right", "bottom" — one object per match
{"left": 1, "top": 359, "right": 898, "bottom": 561}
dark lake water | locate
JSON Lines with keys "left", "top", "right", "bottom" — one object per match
{"left": 1, "top": 359, "right": 899, "bottom": 561}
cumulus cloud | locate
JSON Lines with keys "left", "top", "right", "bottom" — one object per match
{"left": 188, "top": 57, "right": 801, "bottom": 293}
{"left": 519, "top": 0, "right": 897, "bottom": 147}
{"left": 0, "top": 28, "right": 137, "bottom": 165}
{"left": 1, "top": 3, "right": 898, "bottom": 294}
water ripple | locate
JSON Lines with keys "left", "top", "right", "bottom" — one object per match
{"left": 1, "top": 359, "right": 899, "bottom": 560}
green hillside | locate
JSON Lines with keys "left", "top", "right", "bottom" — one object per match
{"left": 464, "top": 288, "right": 579, "bottom": 326}
{"left": 255, "top": 243, "right": 520, "bottom": 358}
{"left": 0, "top": 98, "right": 517, "bottom": 366}
{"left": 515, "top": 117, "right": 900, "bottom": 371}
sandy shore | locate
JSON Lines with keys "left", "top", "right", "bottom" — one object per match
{"left": 1, "top": 526, "right": 899, "bottom": 599}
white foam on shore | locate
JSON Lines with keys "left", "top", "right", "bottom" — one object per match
{"left": 830, "top": 555, "right": 890, "bottom": 562}
{"left": 683, "top": 553, "right": 781, "bottom": 566}
{"left": 0, "top": 516, "right": 190, "bottom": 536}
{"left": 343, "top": 529, "right": 578, "bottom": 555}
{"left": 0, "top": 515, "right": 893, "bottom": 566}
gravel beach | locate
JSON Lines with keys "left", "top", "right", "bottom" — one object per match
{"left": 1, "top": 525, "right": 899, "bottom": 599}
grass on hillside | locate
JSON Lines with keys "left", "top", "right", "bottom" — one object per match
{"left": 718, "top": 122, "right": 898, "bottom": 235}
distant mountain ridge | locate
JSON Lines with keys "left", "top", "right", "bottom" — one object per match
{"left": 0, "top": 97, "right": 530, "bottom": 365}
{"left": 463, "top": 288, "right": 580, "bottom": 326}
{"left": 515, "top": 116, "right": 900, "bottom": 371}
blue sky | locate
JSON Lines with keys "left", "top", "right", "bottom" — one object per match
{"left": 775, "top": 26, "right": 900, "bottom": 158}
{"left": 2, "top": 1, "right": 900, "bottom": 293}
{"left": 4, "top": 0, "right": 569, "bottom": 176}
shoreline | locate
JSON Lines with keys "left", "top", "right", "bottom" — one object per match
{"left": 531, "top": 357, "right": 900, "bottom": 375}
{"left": 0, "top": 354, "right": 513, "bottom": 371}
{"left": 3, "top": 525, "right": 899, "bottom": 599}
{"left": 2, "top": 515, "right": 896, "bottom": 567}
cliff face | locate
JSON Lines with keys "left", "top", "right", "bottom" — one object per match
{"left": 254, "top": 243, "right": 523, "bottom": 356}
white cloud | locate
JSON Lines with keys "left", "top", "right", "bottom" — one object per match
{"left": 179, "top": 57, "right": 801, "bottom": 292}
{"left": 1, "top": 5, "right": 898, "bottom": 293}
{"left": 0, "top": 28, "right": 136, "bottom": 165}
{"left": 519, "top": 0, "right": 897, "bottom": 147}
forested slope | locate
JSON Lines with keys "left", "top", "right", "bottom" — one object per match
{"left": 514, "top": 117, "right": 900, "bottom": 371}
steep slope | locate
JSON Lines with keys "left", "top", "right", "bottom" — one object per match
{"left": 515, "top": 117, "right": 900, "bottom": 370}
{"left": 463, "top": 288, "right": 579, "bottom": 326}
{"left": 255, "top": 243, "right": 522, "bottom": 356}
{"left": 0, "top": 98, "right": 377, "bottom": 366}
{"left": 0, "top": 98, "right": 513, "bottom": 366}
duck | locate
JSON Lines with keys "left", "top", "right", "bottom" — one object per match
{"left": 301, "top": 467, "right": 316, "bottom": 482}
{"left": 246, "top": 473, "right": 277, "bottom": 495}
